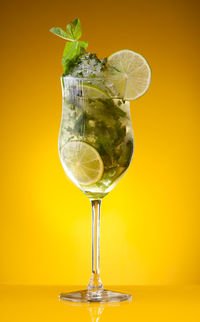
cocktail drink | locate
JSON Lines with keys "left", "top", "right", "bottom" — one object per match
{"left": 59, "top": 77, "right": 134, "bottom": 200}
{"left": 50, "top": 18, "right": 151, "bottom": 302}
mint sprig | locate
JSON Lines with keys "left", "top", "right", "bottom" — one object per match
{"left": 50, "top": 18, "right": 88, "bottom": 75}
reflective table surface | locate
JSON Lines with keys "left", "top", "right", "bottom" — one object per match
{"left": 0, "top": 285, "right": 200, "bottom": 321}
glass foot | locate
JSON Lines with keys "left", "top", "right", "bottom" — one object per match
{"left": 59, "top": 289, "right": 132, "bottom": 303}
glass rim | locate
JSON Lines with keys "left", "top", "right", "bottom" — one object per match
{"left": 61, "top": 74, "right": 123, "bottom": 81}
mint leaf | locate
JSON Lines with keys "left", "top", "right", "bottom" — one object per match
{"left": 50, "top": 19, "right": 82, "bottom": 41}
{"left": 63, "top": 41, "right": 80, "bottom": 61}
{"left": 50, "top": 18, "right": 88, "bottom": 74}
{"left": 65, "top": 18, "right": 82, "bottom": 40}
{"left": 63, "top": 42, "right": 76, "bottom": 58}
{"left": 49, "top": 27, "right": 72, "bottom": 40}
{"left": 62, "top": 41, "right": 81, "bottom": 74}
{"left": 71, "top": 18, "right": 82, "bottom": 39}
{"left": 79, "top": 41, "right": 88, "bottom": 49}
{"left": 66, "top": 24, "right": 75, "bottom": 40}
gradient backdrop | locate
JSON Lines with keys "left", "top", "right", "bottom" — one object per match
{"left": 1, "top": 0, "right": 199, "bottom": 286}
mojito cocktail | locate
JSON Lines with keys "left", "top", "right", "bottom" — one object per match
{"left": 50, "top": 18, "right": 151, "bottom": 302}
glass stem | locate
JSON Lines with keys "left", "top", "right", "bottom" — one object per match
{"left": 87, "top": 200, "right": 104, "bottom": 293}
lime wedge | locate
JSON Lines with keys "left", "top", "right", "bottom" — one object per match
{"left": 107, "top": 49, "right": 151, "bottom": 100}
{"left": 61, "top": 141, "right": 104, "bottom": 186}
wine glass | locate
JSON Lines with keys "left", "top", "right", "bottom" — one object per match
{"left": 58, "top": 76, "right": 134, "bottom": 302}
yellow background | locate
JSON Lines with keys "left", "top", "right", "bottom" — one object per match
{"left": 1, "top": 0, "right": 199, "bottom": 286}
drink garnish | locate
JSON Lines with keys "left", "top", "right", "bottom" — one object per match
{"left": 50, "top": 18, "right": 88, "bottom": 75}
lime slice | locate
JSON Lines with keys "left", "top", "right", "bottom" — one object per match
{"left": 61, "top": 141, "right": 104, "bottom": 186}
{"left": 107, "top": 49, "right": 151, "bottom": 100}
{"left": 80, "top": 83, "right": 110, "bottom": 98}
